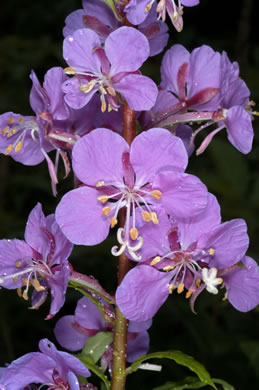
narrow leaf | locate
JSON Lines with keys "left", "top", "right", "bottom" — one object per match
{"left": 82, "top": 331, "right": 113, "bottom": 363}
{"left": 77, "top": 355, "right": 111, "bottom": 389}
{"left": 126, "top": 351, "right": 216, "bottom": 389}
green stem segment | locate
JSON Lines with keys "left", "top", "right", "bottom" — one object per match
{"left": 111, "top": 103, "right": 136, "bottom": 390}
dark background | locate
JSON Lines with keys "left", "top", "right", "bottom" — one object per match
{"left": 0, "top": 0, "right": 259, "bottom": 388}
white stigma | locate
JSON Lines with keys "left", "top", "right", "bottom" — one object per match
{"left": 202, "top": 267, "right": 223, "bottom": 295}
{"left": 111, "top": 227, "right": 144, "bottom": 261}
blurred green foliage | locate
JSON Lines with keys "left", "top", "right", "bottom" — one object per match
{"left": 0, "top": 0, "right": 259, "bottom": 388}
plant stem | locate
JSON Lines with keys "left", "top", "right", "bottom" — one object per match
{"left": 111, "top": 103, "right": 136, "bottom": 390}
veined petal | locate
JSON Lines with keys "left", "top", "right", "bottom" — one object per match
{"left": 72, "top": 128, "right": 129, "bottom": 185}
{"left": 54, "top": 315, "right": 87, "bottom": 351}
{"left": 55, "top": 186, "right": 110, "bottom": 245}
{"left": 226, "top": 106, "right": 253, "bottom": 154}
{"left": 124, "top": 0, "right": 150, "bottom": 25}
{"left": 224, "top": 256, "right": 259, "bottom": 312}
{"left": 153, "top": 170, "right": 208, "bottom": 219}
{"left": 160, "top": 44, "right": 190, "bottom": 95}
{"left": 63, "top": 28, "right": 101, "bottom": 74}
{"left": 24, "top": 203, "right": 48, "bottom": 255}
{"left": 116, "top": 265, "right": 171, "bottom": 321}
{"left": 75, "top": 296, "right": 106, "bottom": 330}
{"left": 177, "top": 193, "right": 221, "bottom": 249}
{"left": 115, "top": 74, "right": 158, "bottom": 111}
{"left": 198, "top": 219, "right": 249, "bottom": 269}
{"left": 63, "top": 77, "right": 98, "bottom": 110}
{"left": 127, "top": 331, "right": 150, "bottom": 362}
{"left": 106, "top": 27, "right": 150, "bottom": 75}
{"left": 130, "top": 128, "right": 188, "bottom": 186}
{"left": 63, "top": 9, "right": 86, "bottom": 37}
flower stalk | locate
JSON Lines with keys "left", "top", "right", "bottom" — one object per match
{"left": 111, "top": 102, "right": 136, "bottom": 390}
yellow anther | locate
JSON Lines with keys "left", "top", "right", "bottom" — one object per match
{"left": 108, "top": 104, "right": 112, "bottom": 112}
{"left": 7, "top": 128, "right": 16, "bottom": 137}
{"left": 19, "top": 117, "right": 24, "bottom": 123}
{"left": 97, "top": 195, "right": 108, "bottom": 203}
{"left": 130, "top": 227, "right": 139, "bottom": 241}
{"left": 13, "top": 276, "right": 18, "bottom": 283}
{"left": 185, "top": 289, "right": 193, "bottom": 299}
{"left": 16, "top": 261, "right": 22, "bottom": 268}
{"left": 22, "top": 277, "right": 28, "bottom": 286}
{"left": 32, "top": 279, "right": 45, "bottom": 292}
{"left": 107, "top": 86, "right": 116, "bottom": 96}
{"left": 22, "top": 291, "right": 29, "bottom": 301}
{"left": 173, "top": 10, "right": 179, "bottom": 21}
{"left": 8, "top": 117, "right": 15, "bottom": 124}
{"left": 208, "top": 248, "right": 215, "bottom": 255}
{"left": 195, "top": 279, "right": 201, "bottom": 288}
{"left": 141, "top": 211, "right": 152, "bottom": 222}
{"left": 222, "top": 292, "right": 228, "bottom": 301}
{"left": 101, "top": 97, "right": 107, "bottom": 113}
{"left": 177, "top": 283, "right": 185, "bottom": 294}
{"left": 151, "top": 212, "right": 159, "bottom": 225}
{"left": 110, "top": 217, "right": 118, "bottom": 228}
{"left": 17, "top": 288, "right": 22, "bottom": 298}
{"left": 145, "top": 3, "right": 152, "bottom": 12}
{"left": 150, "top": 190, "right": 162, "bottom": 199}
{"left": 150, "top": 256, "right": 161, "bottom": 266}
{"left": 168, "top": 284, "right": 175, "bottom": 294}
{"left": 80, "top": 82, "right": 95, "bottom": 93}
{"left": 5, "top": 144, "right": 13, "bottom": 155}
{"left": 163, "top": 265, "right": 175, "bottom": 272}
{"left": 15, "top": 141, "right": 23, "bottom": 153}
{"left": 96, "top": 180, "right": 105, "bottom": 187}
{"left": 64, "top": 66, "right": 76, "bottom": 75}
{"left": 102, "top": 206, "right": 111, "bottom": 216}
{"left": 1, "top": 126, "right": 10, "bottom": 134}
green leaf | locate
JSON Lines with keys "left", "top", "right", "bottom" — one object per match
{"left": 213, "top": 378, "right": 235, "bottom": 390}
{"left": 102, "top": 0, "right": 121, "bottom": 20}
{"left": 82, "top": 331, "right": 113, "bottom": 363}
{"left": 126, "top": 351, "right": 216, "bottom": 389}
{"left": 77, "top": 355, "right": 111, "bottom": 390}
{"left": 153, "top": 376, "right": 208, "bottom": 390}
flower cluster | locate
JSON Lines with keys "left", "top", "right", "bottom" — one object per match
{"left": 0, "top": 0, "right": 258, "bottom": 388}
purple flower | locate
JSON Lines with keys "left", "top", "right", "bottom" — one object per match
{"left": 125, "top": 0, "right": 199, "bottom": 31}
{"left": 160, "top": 44, "right": 221, "bottom": 112}
{"left": 63, "top": 0, "right": 169, "bottom": 57}
{"left": 0, "top": 338, "right": 90, "bottom": 390}
{"left": 196, "top": 51, "right": 254, "bottom": 155}
{"left": 55, "top": 127, "right": 208, "bottom": 260}
{"left": 116, "top": 195, "right": 251, "bottom": 321}
{"left": 62, "top": 26, "right": 158, "bottom": 111}
{"left": 54, "top": 296, "right": 151, "bottom": 366}
{"left": 0, "top": 203, "right": 73, "bottom": 318}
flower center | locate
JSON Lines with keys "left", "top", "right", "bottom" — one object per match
{"left": 1, "top": 116, "right": 39, "bottom": 155}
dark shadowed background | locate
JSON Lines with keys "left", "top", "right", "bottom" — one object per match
{"left": 0, "top": 0, "right": 259, "bottom": 388}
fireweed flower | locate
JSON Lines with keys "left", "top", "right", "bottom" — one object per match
{"left": 62, "top": 26, "right": 158, "bottom": 112}
{"left": 195, "top": 51, "right": 254, "bottom": 155}
{"left": 63, "top": 0, "right": 169, "bottom": 57}
{"left": 54, "top": 296, "right": 151, "bottom": 368}
{"left": 0, "top": 203, "right": 73, "bottom": 319}
{"left": 56, "top": 127, "right": 208, "bottom": 260}
{"left": 125, "top": 0, "right": 199, "bottom": 31}
{"left": 116, "top": 195, "right": 250, "bottom": 321}
{"left": 0, "top": 339, "right": 91, "bottom": 390}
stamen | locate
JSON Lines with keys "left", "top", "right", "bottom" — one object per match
{"left": 168, "top": 284, "right": 175, "bottom": 294}
{"left": 100, "top": 94, "right": 107, "bottom": 112}
{"left": 102, "top": 206, "right": 111, "bottom": 216}
{"left": 0, "top": 126, "right": 10, "bottom": 134}
{"left": 17, "top": 288, "right": 22, "bottom": 297}
{"left": 151, "top": 212, "right": 159, "bottom": 224}
{"left": 150, "top": 190, "right": 162, "bottom": 199}
{"left": 14, "top": 141, "right": 23, "bottom": 153}
{"left": 32, "top": 279, "right": 45, "bottom": 292}
{"left": 141, "top": 211, "right": 152, "bottom": 222}
{"left": 16, "top": 261, "right": 22, "bottom": 268}
{"left": 5, "top": 144, "right": 13, "bottom": 155}
{"left": 185, "top": 289, "right": 193, "bottom": 298}
{"left": 64, "top": 66, "right": 76, "bottom": 75}
{"left": 130, "top": 227, "right": 138, "bottom": 240}
{"left": 177, "top": 282, "right": 184, "bottom": 294}
{"left": 80, "top": 82, "right": 95, "bottom": 93}
{"left": 110, "top": 217, "right": 118, "bottom": 228}
{"left": 8, "top": 117, "right": 14, "bottom": 124}
{"left": 97, "top": 195, "right": 108, "bottom": 203}
{"left": 96, "top": 180, "right": 105, "bottom": 187}
{"left": 163, "top": 265, "right": 175, "bottom": 272}
{"left": 195, "top": 279, "right": 201, "bottom": 287}
{"left": 208, "top": 248, "right": 215, "bottom": 255}
{"left": 150, "top": 256, "right": 161, "bottom": 266}
{"left": 19, "top": 117, "right": 24, "bottom": 123}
